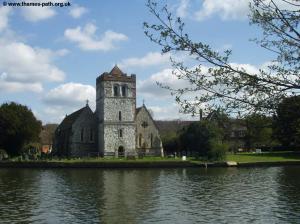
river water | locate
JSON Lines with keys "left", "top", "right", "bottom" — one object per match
{"left": 0, "top": 167, "right": 300, "bottom": 224}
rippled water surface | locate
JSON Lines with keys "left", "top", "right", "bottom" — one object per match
{"left": 1, "top": 167, "right": 300, "bottom": 223}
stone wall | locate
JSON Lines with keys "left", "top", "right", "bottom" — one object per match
{"left": 70, "top": 107, "right": 97, "bottom": 157}
{"left": 136, "top": 106, "right": 163, "bottom": 156}
{"left": 96, "top": 72, "right": 136, "bottom": 157}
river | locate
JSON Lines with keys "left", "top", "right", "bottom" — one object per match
{"left": 0, "top": 167, "right": 299, "bottom": 223}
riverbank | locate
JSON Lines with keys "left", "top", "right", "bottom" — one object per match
{"left": 1, "top": 160, "right": 300, "bottom": 168}
{"left": 1, "top": 152, "right": 300, "bottom": 168}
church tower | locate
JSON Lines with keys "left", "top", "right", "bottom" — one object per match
{"left": 96, "top": 66, "right": 136, "bottom": 157}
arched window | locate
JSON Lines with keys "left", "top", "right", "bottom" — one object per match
{"left": 150, "top": 133, "right": 153, "bottom": 148}
{"left": 139, "top": 133, "right": 142, "bottom": 147}
{"left": 90, "top": 128, "right": 94, "bottom": 141}
{"left": 80, "top": 128, "right": 84, "bottom": 142}
{"left": 121, "top": 85, "right": 127, "bottom": 97}
{"left": 113, "top": 85, "right": 119, "bottom": 96}
{"left": 119, "top": 111, "right": 122, "bottom": 121}
{"left": 119, "top": 129, "right": 123, "bottom": 138}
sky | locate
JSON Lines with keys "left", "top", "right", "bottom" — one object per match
{"left": 0, "top": 0, "right": 276, "bottom": 124}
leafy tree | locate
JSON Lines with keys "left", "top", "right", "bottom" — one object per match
{"left": 144, "top": 0, "right": 300, "bottom": 116}
{"left": 244, "top": 113, "right": 274, "bottom": 148}
{"left": 179, "top": 120, "right": 225, "bottom": 159}
{"left": 0, "top": 102, "right": 42, "bottom": 156}
{"left": 160, "top": 131, "right": 179, "bottom": 155}
{"left": 273, "top": 96, "right": 300, "bottom": 147}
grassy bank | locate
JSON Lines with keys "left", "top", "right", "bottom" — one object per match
{"left": 226, "top": 151, "right": 300, "bottom": 163}
{"left": 1, "top": 151, "right": 300, "bottom": 168}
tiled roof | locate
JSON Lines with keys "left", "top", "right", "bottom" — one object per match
{"left": 58, "top": 106, "right": 87, "bottom": 130}
{"left": 109, "top": 65, "right": 124, "bottom": 76}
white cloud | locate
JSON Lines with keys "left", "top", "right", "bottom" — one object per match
{"left": 120, "top": 52, "right": 170, "bottom": 69}
{"left": 41, "top": 82, "right": 96, "bottom": 123}
{"left": 195, "top": 0, "right": 249, "bottom": 21}
{"left": 22, "top": 5, "right": 55, "bottom": 22}
{"left": 0, "top": 76, "right": 43, "bottom": 93}
{"left": 21, "top": 0, "right": 69, "bottom": 22}
{"left": 176, "top": 0, "right": 189, "bottom": 18}
{"left": 0, "top": 7, "right": 11, "bottom": 32}
{"left": 69, "top": 5, "right": 88, "bottom": 19}
{"left": 43, "top": 82, "right": 96, "bottom": 109}
{"left": 137, "top": 68, "right": 189, "bottom": 99}
{"left": 148, "top": 104, "right": 198, "bottom": 120}
{"left": 64, "top": 23, "right": 128, "bottom": 51}
{"left": 0, "top": 41, "right": 65, "bottom": 83}
{"left": 0, "top": 39, "right": 66, "bottom": 93}
{"left": 194, "top": 0, "right": 297, "bottom": 21}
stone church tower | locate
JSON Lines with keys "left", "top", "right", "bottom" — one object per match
{"left": 96, "top": 66, "right": 137, "bottom": 157}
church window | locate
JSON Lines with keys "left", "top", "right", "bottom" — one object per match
{"left": 121, "top": 85, "right": 127, "bottom": 97}
{"left": 113, "top": 85, "right": 119, "bottom": 96}
{"left": 81, "top": 128, "right": 84, "bottom": 142}
{"left": 90, "top": 129, "right": 94, "bottom": 141}
{"left": 119, "top": 129, "right": 123, "bottom": 138}
{"left": 138, "top": 133, "right": 142, "bottom": 147}
{"left": 150, "top": 133, "right": 153, "bottom": 148}
{"left": 119, "top": 111, "right": 122, "bottom": 121}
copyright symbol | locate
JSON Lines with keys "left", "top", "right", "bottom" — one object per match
{"left": 3, "top": 1, "right": 7, "bottom": 6}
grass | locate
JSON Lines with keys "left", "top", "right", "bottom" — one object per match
{"left": 17, "top": 156, "right": 184, "bottom": 163}
{"left": 226, "top": 151, "right": 300, "bottom": 163}
{"left": 6, "top": 151, "right": 300, "bottom": 164}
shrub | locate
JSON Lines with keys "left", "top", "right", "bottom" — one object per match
{"left": 208, "top": 142, "right": 228, "bottom": 161}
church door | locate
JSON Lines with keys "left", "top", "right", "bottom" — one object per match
{"left": 118, "top": 146, "right": 124, "bottom": 157}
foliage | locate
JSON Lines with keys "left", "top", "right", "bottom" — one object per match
{"left": 244, "top": 113, "right": 275, "bottom": 148}
{"left": 0, "top": 102, "right": 42, "bottom": 156}
{"left": 273, "top": 96, "right": 300, "bottom": 147}
{"left": 160, "top": 131, "right": 180, "bottom": 155}
{"left": 208, "top": 142, "right": 228, "bottom": 161}
{"left": 179, "top": 120, "right": 225, "bottom": 160}
{"left": 144, "top": 0, "right": 300, "bottom": 116}
{"left": 0, "top": 149, "right": 9, "bottom": 161}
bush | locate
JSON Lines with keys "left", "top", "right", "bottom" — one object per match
{"left": 208, "top": 142, "right": 228, "bottom": 161}
{"left": 0, "top": 149, "right": 8, "bottom": 161}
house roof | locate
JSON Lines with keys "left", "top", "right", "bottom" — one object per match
{"left": 58, "top": 106, "right": 89, "bottom": 131}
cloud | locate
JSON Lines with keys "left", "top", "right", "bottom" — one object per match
{"left": 21, "top": 0, "right": 69, "bottom": 22}
{"left": 0, "top": 7, "right": 11, "bottom": 32}
{"left": 120, "top": 52, "right": 170, "bottom": 69}
{"left": 64, "top": 23, "right": 128, "bottom": 51}
{"left": 137, "top": 68, "right": 189, "bottom": 99}
{"left": 0, "top": 76, "right": 43, "bottom": 93}
{"left": 176, "top": 0, "right": 189, "bottom": 18}
{"left": 149, "top": 104, "right": 198, "bottom": 120}
{"left": 193, "top": 0, "right": 297, "bottom": 22}
{"left": 43, "top": 82, "right": 96, "bottom": 109}
{"left": 0, "top": 39, "right": 66, "bottom": 93}
{"left": 194, "top": 0, "right": 249, "bottom": 21}
{"left": 69, "top": 5, "right": 88, "bottom": 19}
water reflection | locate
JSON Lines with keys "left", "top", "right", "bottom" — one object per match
{"left": 0, "top": 167, "right": 300, "bottom": 223}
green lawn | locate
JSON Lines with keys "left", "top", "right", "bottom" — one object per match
{"left": 226, "top": 151, "right": 300, "bottom": 163}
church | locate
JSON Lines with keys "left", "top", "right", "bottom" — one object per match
{"left": 54, "top": 66, "right": 163, "bottom": 157}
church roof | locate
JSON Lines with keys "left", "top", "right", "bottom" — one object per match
{"left": 109, "top": 65, "right": 124, "bottom": 76}
{"left": 58, "top": 106, "right": 89, "bottom": 131}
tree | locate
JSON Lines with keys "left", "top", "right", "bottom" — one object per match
{"left": 144, "top": 0, "right": 300, "bottom": 116}
{"left": 273, "top": 96, "right": 300, "bottom": 147}
{"left": 244, "top": 113, "right": 274, "bottom": 148}
{"left": 0, "top": 102, "right": 42, "bottom": 156}
{"left": 179, "top": 120, "right": 225, "bottom": 159}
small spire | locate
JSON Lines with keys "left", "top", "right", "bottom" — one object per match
{"left": 142, "top": 99, "right": 145, "bottom": 106}
{"left": 86, "top": 99, "right": 89, "bottom": 107}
